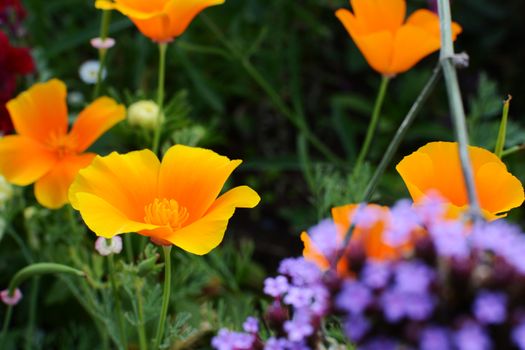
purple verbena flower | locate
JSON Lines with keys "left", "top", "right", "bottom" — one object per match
{"left": 264, "top": 337, "right": 288, "bottom": 350}
{"left": 283, "top": 309, "right": 314, "bottom": 342}
{"left": 415, "top": 192, "right": 447, "bottom": 224}
{"left": 429, "top": 220, "right": 469, "bottom": 260}
{"left": 454, "top": 321, "right": 492, "bottom": 350}
{"left": 380, "top": 289, "right": 406, "bottom": 322}
{"left": 394, "top": 260, "right": 435, "bottom": 294}
{"left": 243, "top": 316, "right": 259, "bottom": 334}
{"left": 473, "top": 291, "right": 507, "bottom": 324}
{"left": 360, "top": 336, "right": 398, "bottom": 350}
{"left": 307, "top": 218, "right": 340, "bottom": 258}
{"left": 264, "top": 276, "right": 290, "bottom": 298}
{"left": 211, "top": 329, "right": 255, "bottom": 350}
{"left": 404, "top": 292, "right": 435, "bottom": 321}
{"left": 310, "top": 284, "right": 330, "bottom": 316}
{"left": 344, "top": 313, "right": 370, "bottom": 341}
{"left": 384, "top": 199, "right": 420, "bottom": 247}
{"left": 512, "top": 320, "right": 525, "bottom": 350}
{"left": 420, "top": 326, "right": 452, "bottom": 350}
{"left": 278, "top": 258, "right": 322, "bottom": 286}
{"left": 284, "top": 287, "right": 314, "bottom": 308}
{"left": 361, "top": 260, "right": 391, "bottom": 289}
{"left": 352, "top": 205, "right": 383, "bottom": 229}
{"left": 336, "top": 281, "right": 372, "bottom": 314}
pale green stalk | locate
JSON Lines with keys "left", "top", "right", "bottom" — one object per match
{"left": 152, "top": 246, "right": 172, "bottom": 349}
{"left": 494, "top": 95, "right": 511, "bottom": 158}
{"left": 93, "top": 10, "right": 112, "bottom": 99}
{"left": 152, "top": 43, "right": 168, "bottom": 155}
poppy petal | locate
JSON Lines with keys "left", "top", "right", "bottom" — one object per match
{"left": 300, "top": 232, "right": 330, "bottom": 269}
{"left": 69, "top": 150, "right": 160, "bottom": 222}
{"left": 6, "top": 79, "right": 68, "bottom": 143}
{"left": 406, "top": 9, "right": 462, "bottom": 39}
{"left": 34, "top": 153, "right": 96, "bottom": 209}
{"left": 158, "top": 145, "right": 243, "bottom": 224}
{"left": 95, "top": 0, "right": 164, "bottom": 19}
{"left": 162, "top": 185, "right": 260, "bottom": 255}
{"left": 69, "top": 97, "right": 126, "bottom": 152}
{"left": 164, "top": 0, "right": 225, "bottom": 39}
{"left": 75, "top": 192, "right": 159, "bottom": 238}
{"left": 350, "top": 0, "right": 406, "bottom": 34}
{"left": 0, "top": 135, "right": 57, "bottom": 186}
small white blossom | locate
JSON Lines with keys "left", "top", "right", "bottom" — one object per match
{"left": 95, "top": 236, "right": 123, "bottom": 256}
{"left": 79, "top": 60, "right": 107, "bottom": 84}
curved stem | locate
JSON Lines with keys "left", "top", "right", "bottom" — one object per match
{"left": 153, "top": 246, "right": 172, "bottom": 349}
{"left": 437, "top": 0, "right": 481, "bottom": 219}
{"left": 93, "top": 9, "right": 112, "bottom": 99}
{"left": 362, "top": 66, "right": 442, "bottom": 201}
{"left": 152, "top": 43, "right": 168, "bottom": 155}
{"left": 108, "top": 255, "right": 127, "bottom": 349}
{"left": 24, "top": 277, "right": 39, "bottom": 350}
{"left": 354, "top": 75, "right": 390, "bottom": 174}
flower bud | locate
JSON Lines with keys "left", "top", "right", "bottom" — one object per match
{"left": 1, "top": 288, "right": 22, "bottom": 306}
{"left": 95, "top": 236, "right": 123, "bottom": 256}
{"left": 127, "top": 100, "right": 163, "bottom": 130}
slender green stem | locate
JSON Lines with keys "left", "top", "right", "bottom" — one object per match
{"left": 502, "top": 144, "right": 525, "bottom": 158}
{"left": 124, "top": 235, "right": 134, "bottom": 263}
{"left": 93, "top": 10, "right": 112, "bottom": 99}
{"left": 0, "top": 306, "right": 13, "bottom": 347}
{"left": 153, "top": 246, "right": 172, "bottom": 349}
{"left": 135, "top": 282, "right": 148, "bottom": 350}
{"left": 8, "top": 263, "right": 85, "bottom": 295}
{"left": 108, "top": 255, "right": 127, "bottom": 349}
{"left": 152, "top": 43, "right": 168, "bottom": 155}
{"left": 495, "top": 95, "right": 511, "bottom": 158}
{"left": 437, "top": 0, "right": 481, "bottom": 219}
{"left": 362, "top": 66, "right": 442, "bottom": 201}
{"left": 354, "top": 75, "right": 390, "bottom": 174}
{"left": 24, "top": 277, "right": 39, "bottom": 350}
{"left": 201, "top": 15, "right": 345, "bottom": 167}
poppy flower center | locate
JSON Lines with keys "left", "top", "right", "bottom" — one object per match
{"left": 47, "top": 132, "right": 77, "bottom": 158}
{"left": 144, "top": 198, "right": 189, "bottom": 230}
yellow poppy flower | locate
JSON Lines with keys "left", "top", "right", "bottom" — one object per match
{"left": 0, "top": 79, "right": 125, "bottom": 209}
{"left": 95, "top": 0, "right": 225, "bottom": 43}
{"left": 69, "top": 145, "right": 260, "bottom": 255}
{"left": 396, "top": 142, "right": 525, "bottom": 219}
{"left": 336, "top": 0, "right": 462, "bottom": 75}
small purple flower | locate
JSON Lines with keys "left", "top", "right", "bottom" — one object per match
{"left": 278, "top": 258, "right": 322, "bottom": 286}
{"left": 394, "top": 260, "right": 435, "bottom": 294}
{"left": 404, "top": 293, "right": 435, "bottom": 321}
{"left": 264, "top": 276, "right": 289, "bottom": 298}
{"left": 284, "top": 287, "right": 314, "bottom": 308}
{"left": 420, "top": 326, "right": 452, "bottom": 350}
{"left": 310, "top": 284, "right": 330, "bottom": 316}
{"left": 0, "top": 288, "right": 22, "bottom": 306}
{"left": 470, "top": 220, "right": 520, "bottom": 255}
{"left": 211, "top": 329, "right": 255, "bottom": 350}
{"left": 384, "top": 199, "right": 420, "bottom": 247}
{"left": 283, "top": 309, "right": 314, "bottom": 342}
{"left": 352, "top": 205, "right": 383, "bottom": 229}
{"left": 429, "top": 220, "right": 469, "bottom": 259}
{"left": 473, "top": 291, "right": 507, "bottom": 324}
{"left": 454, "top": 321, "right": 492, "bottom": 350}
{"left": 415, "top": 192, "right": 447, "bottom": 224}
{"left": 243, "top": 316, "right": 259, "bottom": 334}
{"left": 336, "top": 281, "right": 372, "bottom": 314}
{"left": 361, "top": 260, "right": 391, "bottom": 289}
{"left": 344, "top": 313, "right": 370, "bottom": 341}
{"left": 360, "top": 336, "right": 398, "bottom": 350}
{"left": 307, "top": 219, "right": 340, "bottom": 258}
{"left": 512, "top": 320, "right": 525, "bottom": 350}
{"left": 380, "top": 289, "right": 406, "bottom": 322}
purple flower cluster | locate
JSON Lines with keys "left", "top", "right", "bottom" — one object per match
{"left": 213, "top": 196, "right": 525, "bottom": 349}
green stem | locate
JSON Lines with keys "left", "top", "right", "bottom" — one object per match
{"left": 0, "top": 306, "right": 13, "bottom": 348}
{"left": 362, "top": 66, "right": 442, "bottom": 201}
{"left": 8, "top": 263, "right": 85, "bottom": 295}
{"left": 201, "top": 15, "right": 345, "bottom": 167}
{"left": 152, "top": 43, "right": 168, "bottom": 155}
{"left": 108, "top": 255, "right": 127, "bottom": 349}
{"left": 93, "top": 10, "right": 112, "bottom": 99}
{"left": 124, "top": 235, "right": 134, "bottom": 263}
{"left": 135, "top": 282, "right": 148, "bottom": 350}
{"left": 354, "top": 75, "right": 390, "bottom": 174}
{"left": 437, "top": 0, "right": 481, "bottom": 219}
{"left": 495, "top": 95, "right": 511, "bottom": 158}
{"left": 502, "top": 144, "right": 525, "bottom": 158}
{"left": 153, "top": 246, "right": 172, "bottom": 349}
{"left": 24, "top": 277, "right": 39, "bottom": 350}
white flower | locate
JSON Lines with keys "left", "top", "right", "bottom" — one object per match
{"left": 79, "top": 60, "right": 107, "bottom": 84}
{"left": 127, "top": 100, "right": 164, "bottom": 129}
{"left": 95, "top": 236, "right": 123, "bottom": 256}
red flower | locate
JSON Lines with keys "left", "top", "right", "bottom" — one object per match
{"left": 0, "top": 30, "right": 34, "bottom": 134}
{"left": 0, "top": 0, "right": 26, "bottom": 23}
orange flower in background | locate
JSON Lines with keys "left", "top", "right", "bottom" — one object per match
{"left": 396, "top": 142, "right": 525, "bottom": 219}
{"left": 69, "top": 145, "right": 260, "bottom": 255}
{"left": 336, "top": 0, "right": 462, "bottom": 75}
{"left": 0, "top": 79, "right": 125, "bottom": 209}
{"left": 301, "top": 204, "right": 410, "bottom": 273}
{"left": 95, "top": 0, "right": 225, "bottom": 43}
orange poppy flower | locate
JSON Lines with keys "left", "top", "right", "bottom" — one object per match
{"left": 336, "top": 0, "right": 462, "bottom": 75}
{"left": 68, "top": 145, "right": 260, "bottom": 255}
{"left": 301, "top": 204, "right": 410, "bottom": 273}
{"left": 396, "top": 142, "right": 525, "bottom": 219}
{"left": 95, "top": 0, "right": 225, "bottom": 43}
{"left": 0, "top": 79, "right": 125, "bottom": 209}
